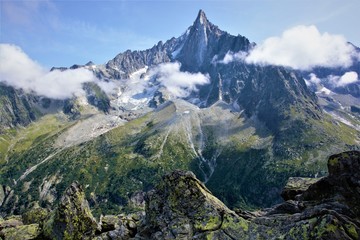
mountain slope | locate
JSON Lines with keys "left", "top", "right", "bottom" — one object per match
{"left": 0, "top": 83, "right": 41, "bottom": 130}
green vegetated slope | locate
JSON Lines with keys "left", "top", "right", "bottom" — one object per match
{"left": 0, "top": 99, "right": 359, "bottom": 216}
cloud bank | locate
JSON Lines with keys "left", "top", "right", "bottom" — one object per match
{"left": 305, "top": 72, "right": 359, "bottom": 89}
{"left": 329, "top": 71, "right": 359, "bottom": 87}
{"left": 149, "top": 62, "right": 209, "bottom": 97}
{"left": 221, "top": 25, "right": 358, "bottom": 70}
{"left": 0, "top": 44, "right": 97, "bottom": 99}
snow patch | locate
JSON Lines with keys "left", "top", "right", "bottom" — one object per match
{"left": 316, "top": 87, "right": 332, "bottom": 95}
{"left": 113, "top": 66, "right": 157, "bottom": 111}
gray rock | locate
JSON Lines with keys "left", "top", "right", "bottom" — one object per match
{"left": 142, "top": 170, "right": 249, "bottom": 239}
{"left": 281, "top": 177, "right": 321, "bottom": 201}
{"left": 0, "top": 186, "right": 4, "bottom": 207}
{"left": 0, "top": 224, "right": 40, "bottom": 240}
{"left": 0, "top": 216, "right": 23, "bottom": 231}
{"left": 43, "top": 181, "right": 99, "bottom": 240}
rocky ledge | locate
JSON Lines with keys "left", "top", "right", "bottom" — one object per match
{"left": 1, "top": 151, "right": 359, "bottom": 239}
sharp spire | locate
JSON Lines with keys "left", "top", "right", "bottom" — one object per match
{"left": 195, "top": 9, "right": 208, "bottom": 25}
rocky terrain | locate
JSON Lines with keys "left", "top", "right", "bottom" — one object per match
{"left": 1, "top": 150, "right": 359, "bottom": 239}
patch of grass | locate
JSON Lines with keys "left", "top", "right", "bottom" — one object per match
{"left": 0, "top": 115, "right": 69, "bottom": 164}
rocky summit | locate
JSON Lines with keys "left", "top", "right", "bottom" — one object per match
{"left": 0, "top": 150, "right": 359, "bottom": 239}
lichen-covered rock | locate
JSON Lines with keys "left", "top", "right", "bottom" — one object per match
{"left": 0, "top": 216, "right": 23, "bottom": 231}
{"left": 100, "top": 215, "right": 119, "bottom": 232}
{"left": 22, "top": 206, "right": 49, "bottom": 226}
{"left": 258, "top": 150, "right": 360, "bottom": 239}
{"left": 281, "top": 177, "right": 321, "bottom": 201}
{"left": 141, "top": 170, "right": 249, "bottom": 239}
{"left": 300, "top": 151, "right": 360, "bottom": 213}
{"left": 0, "top": 224, "right": 40, "bottom": 240}
{"left": 43, "top": 181, "right": 99, "bottom": 240}
{"left": 97, "top": 214, "right": 139, "bottom": 239}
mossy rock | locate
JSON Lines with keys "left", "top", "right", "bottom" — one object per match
{"left": 43, "top": 182, "right": 99, "bottom": 240}
{"left": 281, "top": 177, "right": 321, "bottom": 201}
{"left": 0, "top": 216, "right": 23, "bottom": 230}
{"left": 145, "top": 170, "right": 249, "bottom": 238}
{"left": 0, "top": 224, "right": 40, "bottom": 240}
{"left": 22, "top": 207, "right": 49, "bottom": 226}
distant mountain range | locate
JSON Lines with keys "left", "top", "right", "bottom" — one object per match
{"left": 0, "top": 10, "right": 359, "bottom": 218}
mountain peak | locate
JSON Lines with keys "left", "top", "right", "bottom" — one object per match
{"left": 195, "top": 9, "right": 208, "bottom": 26}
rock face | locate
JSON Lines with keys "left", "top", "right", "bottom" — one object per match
{"left": 301, "top": 150, "right": 360, "bottom": 214}
{"left": 0, "top": 83, "right": 40, "bottom": 130}
{"left": 256, "top": 150, "right": 360, "bottom": 239}
{"left": 0, "top": 224, "right": 41, "bottom": 240}
{"left": 141, "top": 170, "right": 249, "bottom": 239}
{"left": 96, "top": 213, "right": 140, "bottom": 239}
{"left": 281, "top": 177, "right": 321, "bottom": 201}
{"left": 0, "top": 215, "right": 41, "bottom": 240}
{"left": 43, "top": 182, "right": 99, "bottom": 239}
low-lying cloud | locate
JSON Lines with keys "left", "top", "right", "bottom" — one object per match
{"left": 305, "top": 72, "right": 359, "bottom": 89}
{"left": 304, "top": 73, "right": 321, "bottom": 87}
{"left": 149, "top": 62, "right": 209, "bottom": 97}
{"left": 219, "top": 51, "right": 246, "bottom": 64}
{"left": 0, "top": 43, "right": 97, "bottom": 99}
{"left": 329, "top": 71, "right": 359, "bottom": 87}
{"left": 221, "top": 25, "right": 358, "bottom": 70}
{"left": 246, "top": 25, "right": 357, "bottom": 70}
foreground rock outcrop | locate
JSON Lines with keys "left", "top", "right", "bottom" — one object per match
{"left": 140, "top": 170, "right": 249, "bottom": 239}
{"left": 43, "top": 182, "right": 99, "bottom": 239}
{"left": 1, "top": 151, "right": 359, "bottom": 239}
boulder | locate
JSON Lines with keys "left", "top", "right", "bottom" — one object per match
{"left": 98, "top": 214, "right": 138, "bottom": 239}
{"left": 0, "top": 224, "right": 40, "bottom": 240}
{"left": 300, "top": 151, "right": 360, "bottom": 213}
{"left": 141, "top": 170, "right": 249, "bottom": 239}
{"left": 22, "top": 206, "right": 49, "bottom": 226}
{"left": 43, "top": 181, "right": 99, "bottom": 239}
{"left": 100, "top": 215, "right": 119, "bottom": 232}
{"left": 281, "top": 177, "right": 321, "bottom": 201}
{"left": 0, "top": 215, "right": 23, "bottom": 231}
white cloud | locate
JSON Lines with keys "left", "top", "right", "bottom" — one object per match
{"left": 0, "top": 43, "right": 96, "bottom": 99}
{"left": 96, "top": 80, "right": 118, "bottom": 95}
{"left": 329, "top": 71, "right": 359, "bottom": 87}
{"left": 149, "top": 62, "right": 210, "bottom": 97}
{"left": 245, "top": 25, "right": 357, "bottom": 70}
{"left": 338, "top": 72, "right": 358, "bottom": 86}
{"left": 219, "top": 51, "right": 247, "bottom": 64}
{"left": 305, "top": 73, "right": 321, "bottom": 86}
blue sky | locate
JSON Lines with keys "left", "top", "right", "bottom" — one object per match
{"left": 1, "top": 0, "right": 359, "bottom": 68}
